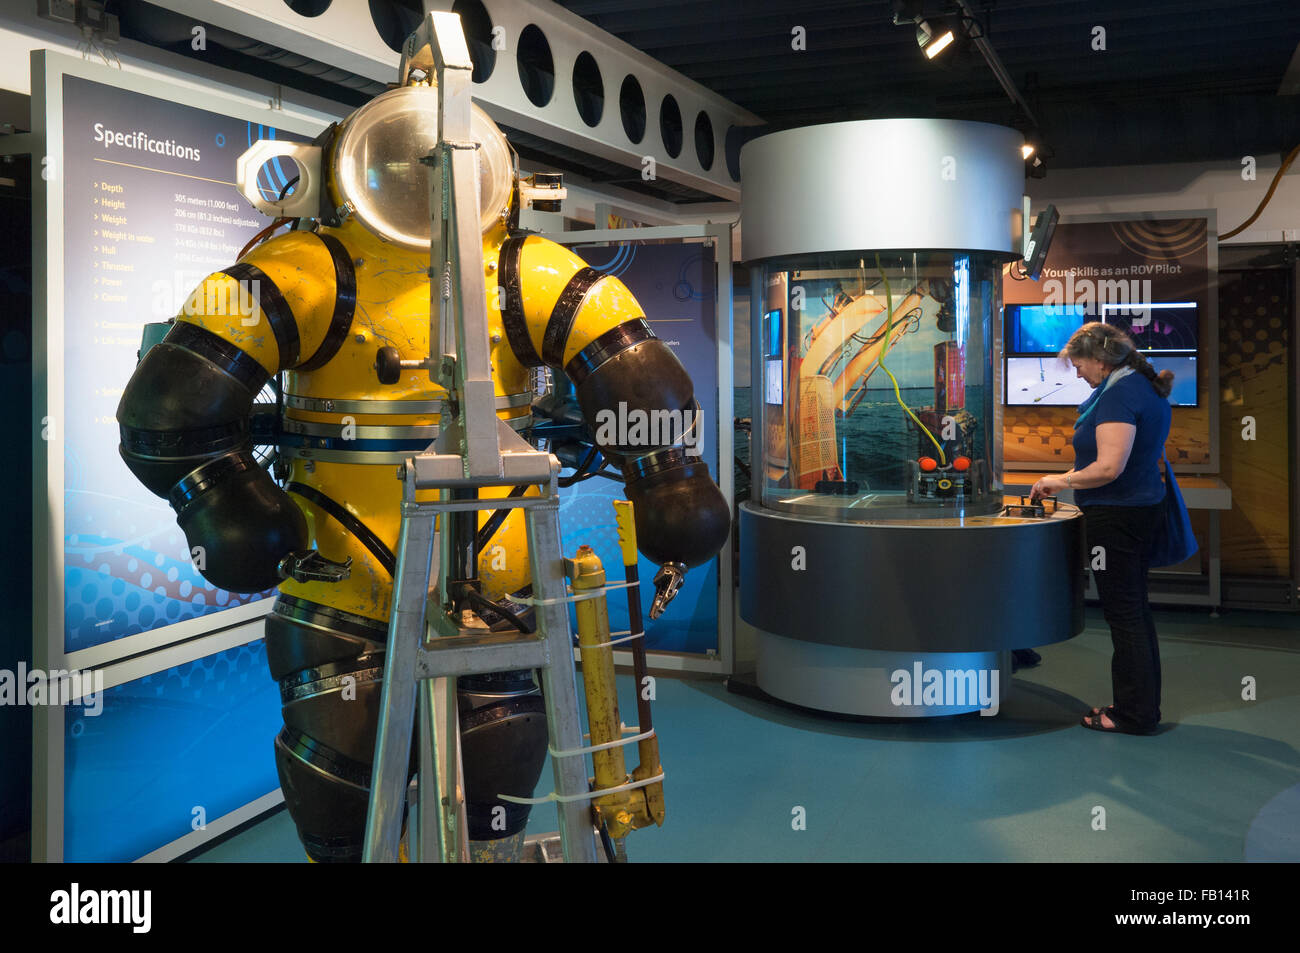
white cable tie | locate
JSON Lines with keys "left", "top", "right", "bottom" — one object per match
{"left": 498, "top": 772, "right": 665, "bottom": 806}
{"left": 520, "top": 580, "right": 639, "bottom": 606}
{"left": 576, "top": 630, "right": 645, "bottom": 650}
{"left": 549, "top": 728, "right": 655, "bottom": 759}
{"left": 583, "top": 723, "right": 641, "bottom": 740}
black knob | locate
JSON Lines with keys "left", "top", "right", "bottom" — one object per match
{"left": 375, "top": 346, "right": 402, "bottom": 385}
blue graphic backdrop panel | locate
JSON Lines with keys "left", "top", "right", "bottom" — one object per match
{"left": 559, "top": 242, "right": 720, "bottom": 656}
{"left": 63, "top": 639, "right": 282, "bottom": 861}
{"left": 59, "top": 75, "right": 306, "bottom": 653}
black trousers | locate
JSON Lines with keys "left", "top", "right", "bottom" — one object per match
{"left": 1081, "top": 502, "right": 1165, "bottom": 730}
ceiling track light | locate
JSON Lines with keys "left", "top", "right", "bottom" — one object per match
{"left": 916, "top": 18, "right": 959, "bottom": 59}
{"left": 891, "top": 0, "right": 1045, "bottom": 161}
{"left": 1022, "top": 139, "right": 1052, "bottom": 179}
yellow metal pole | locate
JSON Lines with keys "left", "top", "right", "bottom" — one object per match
{"left": 613, "top": 500, "right": 665, "bottom": 826}
{"left": 569, "top": 546, "right": 634, "bottom": 839}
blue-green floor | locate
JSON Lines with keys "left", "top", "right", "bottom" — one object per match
{"left": 191, "top": 607, "right": 1300, "bottom": 862}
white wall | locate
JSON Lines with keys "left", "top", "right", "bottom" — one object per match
{"left": 0, "top": 6, "right": 345, "bottom": 130}
{"left": 0, "top": 5, "right": 737, "bottom": 231}
{"left": 1028, "top": 156, "right": 1300, "bottom": 244}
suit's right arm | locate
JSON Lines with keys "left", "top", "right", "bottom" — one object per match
{"left": 116, "top": 230, "right": 350, "bottom": 592}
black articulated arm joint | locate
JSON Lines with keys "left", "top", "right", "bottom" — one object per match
{"left": 564, "top": 320, "right": 729, "bottom": 570}
{"left": 117, "top": 240, "right": 357, "bottom": 595}
{"left": 499, "top": 237, "right": 732, "bottom": 614}
{"left": 117, "top": 320, "right": 308, "bottom": 593}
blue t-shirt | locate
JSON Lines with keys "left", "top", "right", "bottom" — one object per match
{"left": 1072, "top": 370, "right": 1171, "bottom": 506}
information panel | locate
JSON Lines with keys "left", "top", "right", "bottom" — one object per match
{"left": 59, "top": 74, "right": 305, "bottom": 654}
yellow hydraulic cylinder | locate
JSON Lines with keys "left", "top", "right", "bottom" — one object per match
{"left": 612, "top": 500, "right": 665, "bottom": 826}
{"left": 569, "top": 545, "right": 650, "bottom": 840}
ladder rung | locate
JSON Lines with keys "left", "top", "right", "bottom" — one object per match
{"left": 415, "top": 634, "right": 548, "bottom": 678}
{"left": 417, "top": 497, "right": 551, "bottom": 514}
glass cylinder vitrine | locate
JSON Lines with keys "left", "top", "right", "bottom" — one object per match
{"left": 737, "top": 118, "right": 1086, "bottom": 717}
{"left": 755, "top": 250, "right": 1003, "bottom": 521}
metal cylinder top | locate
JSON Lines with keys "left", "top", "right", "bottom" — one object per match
{"left": 740, "top": 118, "right": 1025, "bottom": 263}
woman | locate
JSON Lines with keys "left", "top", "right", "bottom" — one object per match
{"left": 1030, "top": 322, "right": 1175, "bottom": 735}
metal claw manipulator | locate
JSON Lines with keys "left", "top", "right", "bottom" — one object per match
{"left": 115, "top": 10, "right": 729, "bottom": 862}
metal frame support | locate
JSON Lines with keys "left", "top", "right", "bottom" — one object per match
{"left": 362, "top": 12, "right": 598, "bottom": 863}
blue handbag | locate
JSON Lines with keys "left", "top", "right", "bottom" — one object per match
{"left": 1148, "top": 449, "right": 1198, "bottom": 567}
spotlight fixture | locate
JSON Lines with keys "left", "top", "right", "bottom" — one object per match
{"left": 1024, "top": 146, "right": 1049, "bottom": 179}
{"left": 917, "top": 17, "right": 958, "bottom": 59}
{"left": 891, "top": 0, "right": 1044, "bottom": 151}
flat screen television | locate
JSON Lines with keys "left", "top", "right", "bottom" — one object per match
{"left": 1101, "top": 302, "right": 1198, "bottom": 352}
{"left": 1006, "top": 303, "right": 1088, "bottom": 354}
{"left": 1005, "top": 354, "right": 1198, "bottom": 407}
{"left": 764, "top": 357, "right": 783, "bottom": 405}
{"left": 765, "top": 308, "right": 782, "bottom": 357}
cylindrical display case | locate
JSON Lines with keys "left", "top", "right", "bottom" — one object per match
{"left": 740, "top": 119, "right": 1086, "bottom": 717}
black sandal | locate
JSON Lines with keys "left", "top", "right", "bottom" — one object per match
{"left": 1081, "top": 705, "right": 1158, "bottom": 736}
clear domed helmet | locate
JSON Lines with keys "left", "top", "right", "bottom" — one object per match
{"left": 236, "top": 84, "right": 514, "bottom": 248}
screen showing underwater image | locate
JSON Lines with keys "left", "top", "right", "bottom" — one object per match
{"left": 756, "top": 251, "right": 1006, "bottom": 520}
{"left": 1007, "top": 303, "right": 1088, "bottom": 353}
{"left": 1005, "top": 356, "right": 1093, "bottom": 406}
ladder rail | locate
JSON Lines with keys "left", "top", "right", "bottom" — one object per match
{"left": 362, "top": 472, "right": 600, "bottom": 863}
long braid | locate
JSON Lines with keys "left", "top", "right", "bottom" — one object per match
{"left": 1122, "top": 348, "right": 1172, "bottom": 398}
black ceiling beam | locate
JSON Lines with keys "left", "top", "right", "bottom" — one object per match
{"left": 560, "top": 0, "right": 876, "bottom": 33}
{"left": 636, "top": 16, "right": 1296, "bottom": 77}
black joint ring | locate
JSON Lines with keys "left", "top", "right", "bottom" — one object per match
{"left": 564, "top": 318, "right": 654, "bottom": 388}
{"left": 272, "top": 593, "right": 390, "bottom": 641}
{"left": 498, "top": 236, "right": 543, "bottom": 367}
{"left": 280, "top": 655, "right": 385, "bottom": 705}
{"left": 277, "top": 726, "right": 372, "bottom": 789}
{"left": 120, "top": 420, "right": 250, "bottom": 459}
{"left": 623, "top": 446, "right": 692, "bottom": 483}
{"left": 163, "top": 321, "right": 270, "bottom": 396}
{"left": 542, "top": 266, "right": 604, "bottom": 369}
{"left": 295, "top": 232, "right": 357, "bottom": 372}
{"left": 169, "top": 450, "right": 258, "bottom": 517}
{"left": 221, "top": 262, "right": 300, "bottom": 370}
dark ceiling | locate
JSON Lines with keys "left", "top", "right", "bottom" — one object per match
{"left": 106, "top": 0, "right": 1300, "bottom": 193}
{"left": 554, "top": 0, "right": 1300, "bottom": 170}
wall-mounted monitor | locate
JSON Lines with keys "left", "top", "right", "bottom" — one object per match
{"left": 1147, "top": 354, "right": 1198, "bottom": 406}
{"left": 764, "top": 357, "right": 784, "bottom": 405}
{"left": 1006, "top": 303, "right": 1088, "bottom": 354}
{"left": 1005, "top": 354, "right": 1198, "bottom": 407}
{"left": 765, "top": 308, "right": 782, "bottom": 357}
{"left": 1005, "top": 355, "right": 1093, "bottom": 406}
{"left": 1102, "top": 302, "right": 1198, "bottom": 352}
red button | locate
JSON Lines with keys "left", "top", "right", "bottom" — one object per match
{"left": 919, "top": 457, "right": 937, "bottom": 472}
{"left": 953, "top": 456, "right": 971, "bottom": 471}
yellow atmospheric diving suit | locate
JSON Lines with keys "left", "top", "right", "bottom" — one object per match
{"left": 116, "top": 82, "right": 729, "bottom": 861}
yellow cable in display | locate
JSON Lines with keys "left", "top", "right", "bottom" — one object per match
{"left": 875, "top": 254, "right": 947, "bottom": 465}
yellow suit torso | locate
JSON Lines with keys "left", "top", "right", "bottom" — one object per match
{"left": 176, "top": 218, "right": 646, "bottom": 622}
